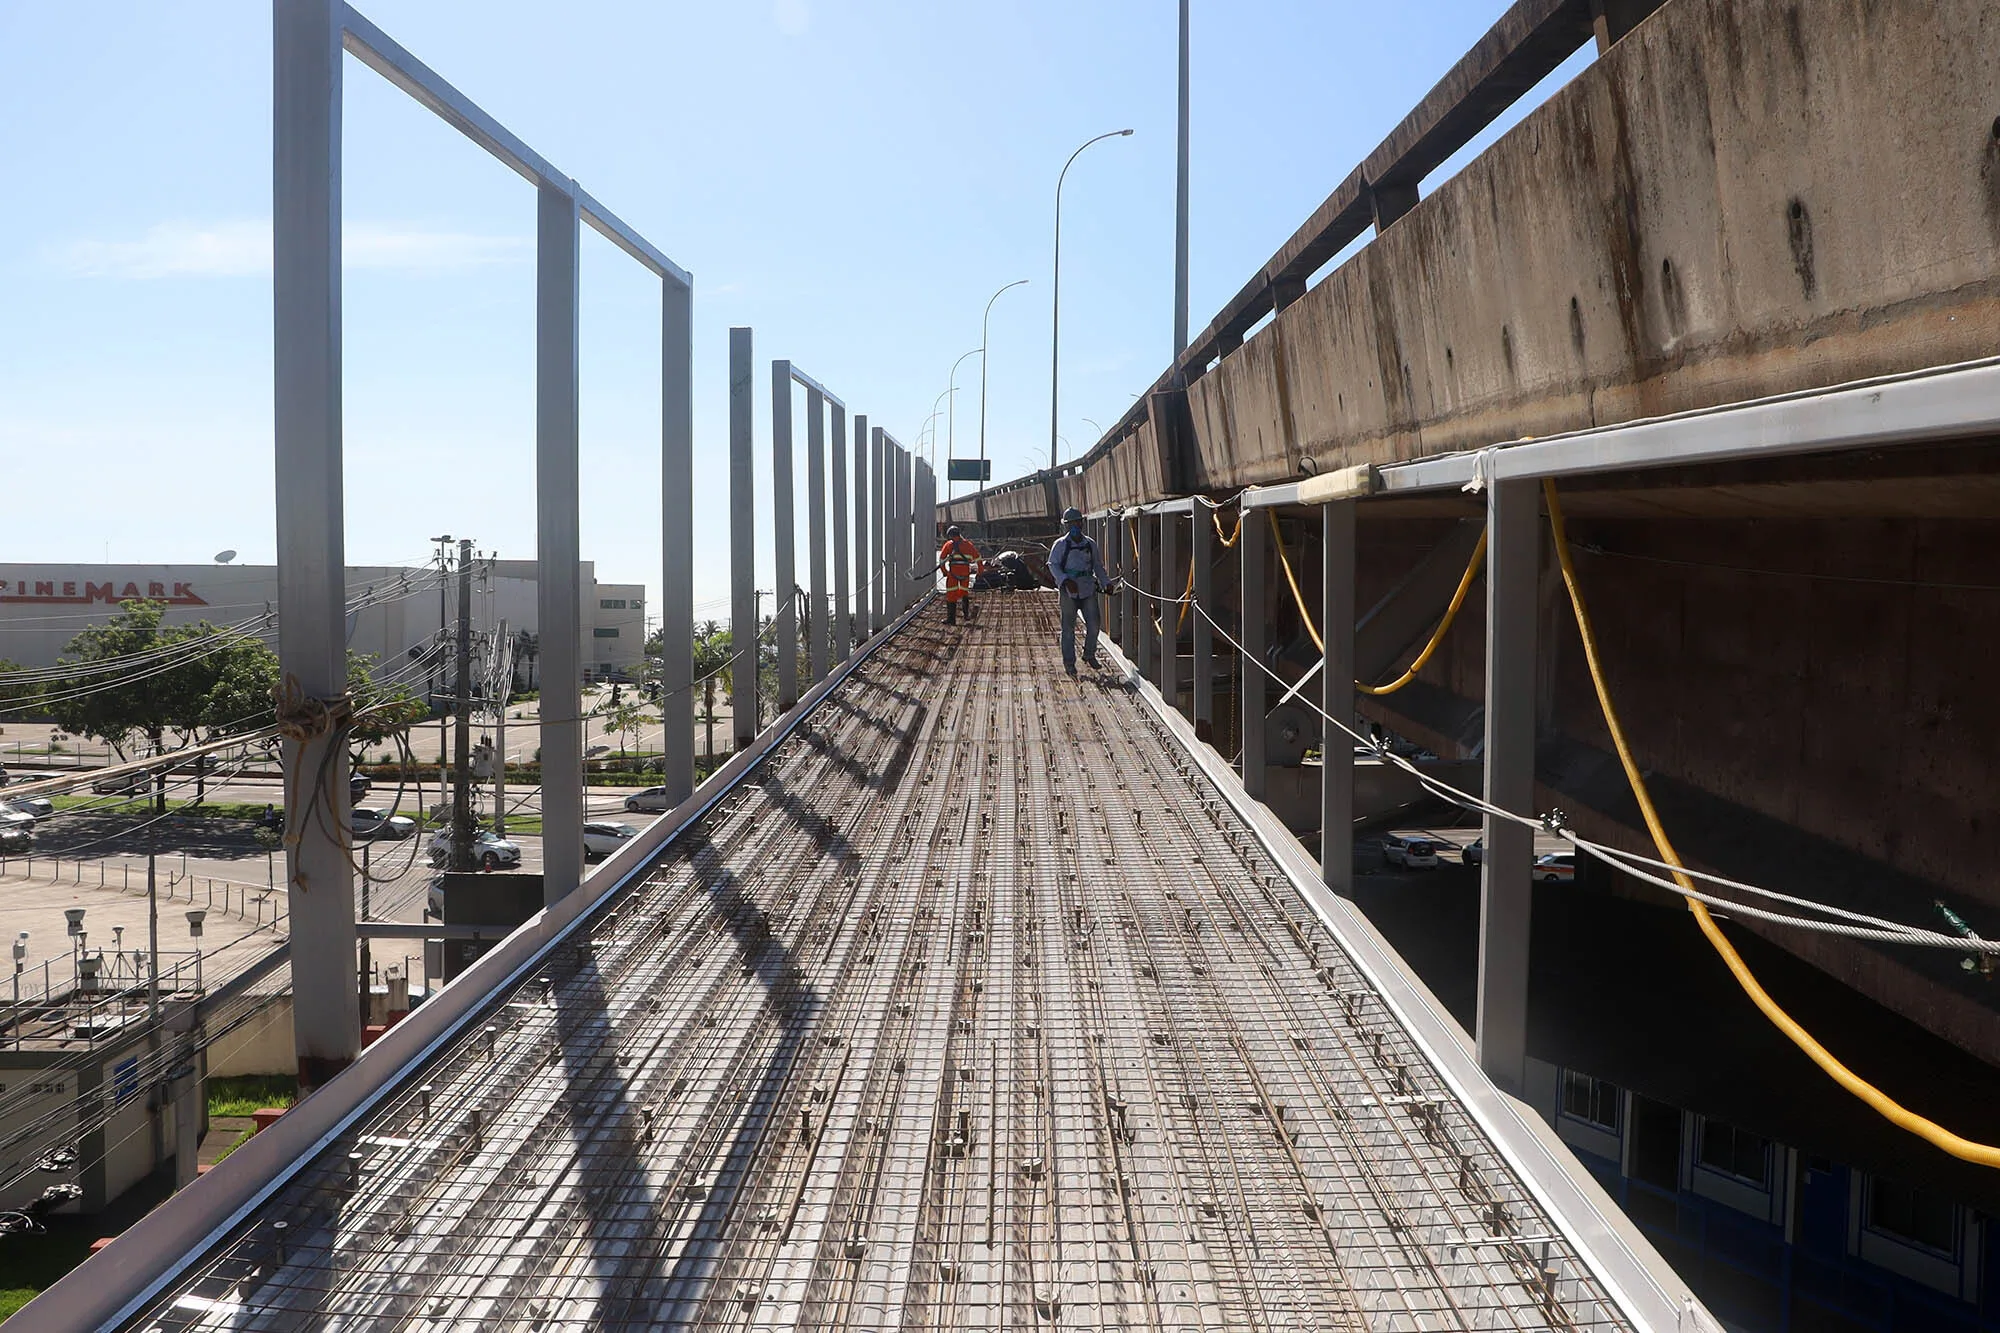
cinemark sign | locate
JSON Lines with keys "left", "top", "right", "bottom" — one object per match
{"left": 0, "top": 578, "right": 209, "bottom": 607}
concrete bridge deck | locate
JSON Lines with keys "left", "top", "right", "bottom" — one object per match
{"left": 50, "top": 597, "right": 1699, "bottom": 1331}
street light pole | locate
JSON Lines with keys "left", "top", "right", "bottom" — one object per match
{"left": 976, "top": 278, "right": 1029, "bottom": 528}
{"left": 945, "top": 347, "right": 981, "bottom": 503}
{"left": 1050, "top": 129, "right": 1134, "bottom": 472}
{"left": 1175, "top": 0, "right": 1191, "bottom": 359}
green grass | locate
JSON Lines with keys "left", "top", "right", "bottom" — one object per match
{"left": 207, "top": 1074, "right": 298, "bottom": 1119}
{"left": 46, "top": 795, "right": 271, "bottom": 821}
{"left": 501, "top": 816, "right": 543, "bottom": 836}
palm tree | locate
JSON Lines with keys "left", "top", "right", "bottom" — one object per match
{"left": 690, "top": 620, "right": 730, "bottom": 761}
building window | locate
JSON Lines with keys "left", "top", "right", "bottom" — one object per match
{"left": 599, "top": 598, "right": 626, "bottom": 609}
{"left": 1867, "top": 1177, "right": 1957, "bottom": 1256}
{"left": 593, "top": 627, "right": 620, "bottom": 638}
{"left": 1560, "top": 1072, "right": 1621, "bottom": 1131}
{"left": 1697, "top": 1118, "right": 1771, "bottom": 1188}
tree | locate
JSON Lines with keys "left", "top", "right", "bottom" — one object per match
{"left": 347, "top": 651, "right": 427, "bottom": 758}
{"left": 513, "top": 630, "right": 539, "bottom": 694}
{"left": 47, "top": 600, "right": 280, "bottom": 802}
{"left": 600, "top": 697, "right": 655, "bottom": 760}
{"left": 0, "top": 660, "right": 42, "bottom": 713}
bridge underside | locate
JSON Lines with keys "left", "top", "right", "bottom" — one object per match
{"left": 114, "top": 597, "right": 1671, "bottom": 1331}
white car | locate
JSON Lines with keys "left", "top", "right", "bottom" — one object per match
{"left": 427, "top": 830, "right": 523, "bottom": 872}
{"left": 351, "top": 807, "right": 416, "bottom": 841}
{"left": 623, "top": 786, "right": 672, "bottom": 814}
{"left": 1380, "top": 833, "right": 1441, "bottom": 870}
{"left": 583, "top": 821, "right": 639, "bottom": 859}
{"left": 0, "top": 809, "right": 33, "bottom": 835}
{"left": 1, "top": 797, "right": 52, "bottom": 822}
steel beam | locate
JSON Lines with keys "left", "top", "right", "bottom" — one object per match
{"left": 1322, "top": 500, "right": 1356, "bottom": 895}
{"left": 1240, "top": 511, "right": 1267, "bottom": 800}
{"left": 771, "top": 362, "right": 799, "bottom": 711}
{"left": 828, "top": 396, "right": 852, "bottom": 660}
{"left": 871, "top": 428, "right": 888, "bottom": 629}
{"left": 1191, "top": 506, "right": 1213, "bottom": 732}
{"left": 730, "top": 328, "right": 757, "bottom": 752}
{"left": 853, "top": 414, "right": 870, "bottom": 646}
{"left": 660, "top": 276, "right": 694, "bottom": 804}
{"left": 1159, "top": 507, "right": 1180, "bottom": 710}
{"left": 804, "top": 386, "right": 828, "bottom": 683}
{"left": 273, "top": 0, "right": 359, "bottom": 1086}
{"left": 1477, "top": 476, "right": 1538, "bottom": 1094}
{"left": 535, "top": 183, "right": 584, "bottom": 906}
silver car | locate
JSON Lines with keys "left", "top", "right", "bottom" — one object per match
{"left": 427, "top": 829, "right": 522, "bottom": 872}
{"left": 583, "top": 821, "right": 638, "bottom": 860}
{"left": 623, "top": 786, "right": 672, "bottom": 814}
{"left": 351, "top": 807, "right": 416, "bottom": 841}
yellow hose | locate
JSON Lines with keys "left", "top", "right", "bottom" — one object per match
{"left": 1267, "top": 510, "right": 1324, "bottom": 654}
{"left": 1213, "top": 506, "right": 1244, "bottom": 548}
{"left": 1359, "top": 530, "right": 1487, "bottom": 697}
{"left": 1177, "top": 556, "right": 1196, "bottom": 632}
{"left": 1543, "top": 478, "right": 2000, "bottom": 1169}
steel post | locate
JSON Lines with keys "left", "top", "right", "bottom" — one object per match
{"left": 829, "top": 401, "right": 849, "bottom": 663}
{"left": 535, "top": 183, "right": 584, "bottom": 906}
{"left": 1478, "top": 477, "right": 1538, "bottom": 1095}
{"left": 730, "top": 328, "right": 757, "bottom": 751}
{"left": 660, "top": 277, "right": 695, "bottom": 803}
{"left": 1191, "top": 506, "right": 1213, "bottom": 732}
{"left": 771, "top": 362, "right": 799, "bottom": 711}
{"left": 1240, "top": 512, "right": 1267, "bottom": 800}
{"left": 805, "top": 392, "right": 827, "bottom": 681}
{"left": 897, "top": 447, "right": 912, "bottom": 610}
{"left": 1103, "top": 516, "right": 1121, "bottom": 642}
{"left": 1322, "top": 501, "right": 1356, "bottom": 894}
{"left": 1119, "top": 515, "right": 1137, "bottom": 654}
{"left": 872, "top": 428, "right": 888, "bottom": 630}
{"left": 1135, "top": 514, "right": 1156, "bottom": 680}
{"left": 853, "top": 414, "right": 870, "bottom": 645}
{"left": 273, "top": 0, "right": 359, "bottom": 1084}
{"left": 1160, "top": 509, "right": 1180, "bottom": 708}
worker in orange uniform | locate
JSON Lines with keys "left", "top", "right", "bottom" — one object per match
{"left": 939, "top": 525, "right": 984, "bottom": 625}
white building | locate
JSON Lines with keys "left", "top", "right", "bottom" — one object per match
{"left": 0, "top": 561, "right": 646, "bottom": 682}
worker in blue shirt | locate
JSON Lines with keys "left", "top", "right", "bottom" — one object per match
{"left": 1048, "top": 507, "right": 1108, "bottom": 677}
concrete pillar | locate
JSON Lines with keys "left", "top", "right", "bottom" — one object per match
{"left": 1119, "top": 513, "right": 1137, "bottom": 653}
{"left": 1135, "top": 512, "right": 1155, "bottom": 681}
{"left": 1191, "top": 505, "right": 1213, "bottom": 736}
{"left": 534, "top": 182, "right": 584, "bottom": 906}
{"left": 771, "top": 362, "right": 798, "bottom": 712}
{"left": 805, "top": 387, "right": 829, "bottom": 683}
{"left": 1105, "top": 515, "right": 1123, "bottom": 643}
{"left": 730, "top": 328, "right": 757, "bottom": 752}
{"left": 830, "top": 402, "right": 850, "bottom": 661}
{"left": 1322, "top": 501, "right": 1356, "bottom": 894}
{"left": 1160, "top": 509, "right": 1180, "bottom": 709}
{"left": 272, "top": 0, "right": 359, "bottom": 1083}
{"left": 872, "top": 428, "right": 888, "bottom": 632}
{"left": 895, "top": 447, "right": 911, "bottom": 611}
{"left": 852, "top": 414, "right": 869, "bottom": 646}
{"left": 1240, "top": 512, "right": 1267, "bottom": 800}
{"left": 660, "top": 277, "right": 694, "bottom": 804}
{"left": 1478, "top": 477, "right": 1539, "bottom": 1095}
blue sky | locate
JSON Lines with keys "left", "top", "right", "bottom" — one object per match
{"left": 0, "top": 1, "right": 1590, "bottom": 619}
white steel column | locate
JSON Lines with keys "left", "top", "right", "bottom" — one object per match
{"left": 1240, "top": 513, "right": 1267, "bottom": 800}
{"left": 660, "top": 277, "right": 694, "bottom": 803}
{"left": 896, "top": 446, "right": 912, "bottom": 610}
{"left": 871, "top": 427, "right": 888, "bottom": 630}
{"left": 1160, "top": 509, "right": 1180, "bottom": 707}
{"left": 1192, "top": 506, "right": 1213, "bottom": 734}
{"left": 1135, "top": 513, "right": 1156, "bottom": 680}
{"left": 829, "top": 400, "right": 850, "bottom": 664}
{"left": 805, "top": 386, "right": 829, "bottom": 683}
{"left": 1322, "top": 500, "right": 1356, "bottom": 894}
{"left": 535, "top": 183, "right": 584, "bottom": 906}
{"left": 1478, "top": 476, "right": 1538, "bottom": 1095}
{"left": 853, "top": 414, "right": 870, "bottom": 644}
{"left": 273, "top": 0, "right": 359, "bottom": 1084}
{"left": 771, "top": 362, "right": 799, "bottom": 711}
{"left": 730, "top": 328, "right": 757, "bottom": 751}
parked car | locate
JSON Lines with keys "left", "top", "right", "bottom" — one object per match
{"left": 1533, "top": 852, "right": 1576, "bottom": 884}
{"left": 0, "top": 797, "right": 52, "bottom": 822}
{"left": 623, "top": 786, "right": 673, "bottom": 814}
{"left": 350, "top": 774, "right": 372, "bottom": 802}
{"left": 351, "top": 807, "right": 416, "bottom": 841}
{"left": 0, "top": 826, "right": 30, "bottom": 853}
{"left": 1380, "top": 833, "right": 1440, "bottom": 869}
{"left": 427, "top": 829, "right": 523, "bottom": 872}
{"left": 583, "top": 821, "right": 638, "bottom": 859}
{"left": 1461, "top": 838, "right": 1483, "bottom": 867}
{"left": 91, "top": 769, "right": 152, "bottom": 796}
{"left": 0, "top": 763, "right": 11, "bottom": 787}
{"left": 0, "top": 809, "right": 35, "bottom": 836}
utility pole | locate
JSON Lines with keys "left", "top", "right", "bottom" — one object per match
{"left": 450, "top": 538, "right": 476, "bottom": 872}
{"left": 493, "top": 618, "right": 509, "bottom": 837}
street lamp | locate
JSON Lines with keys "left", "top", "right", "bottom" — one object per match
{"left": 976, "top": 278, "right": 1030, "bottom": 526}
{"left": 921, "top": 386, "right": 956, "bottom": 467}
{"left": 1049, "top": 128, "right": 1134, "bottom": 472}
{"left": 945, "top": 347, "right": 981, "bottom": 502}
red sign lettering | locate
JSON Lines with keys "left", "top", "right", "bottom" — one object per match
{"left": 0, "top": 575, "right": 210, "bottom": 608}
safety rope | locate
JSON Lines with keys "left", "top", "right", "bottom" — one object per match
{"left": 1544, "top": 478, "right": 2000, "bottom": 1169}
{"left": 1213, "top": 505, "right": 1244, "bottom": 548}
{"left": 1359, "top": 530, "right": 1487, "bottom": 696}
